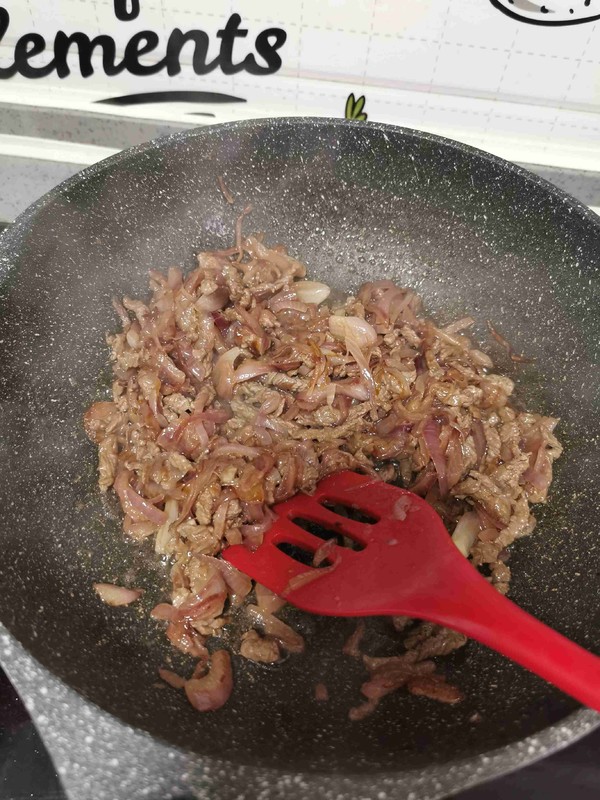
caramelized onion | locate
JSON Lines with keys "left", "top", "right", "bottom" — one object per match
{"left": 213, "top": 347, "right": 242, "bottom": 399}
{"left": 451, "top": 511, "right": 481, "bottom": 557}
{"left": 197, "top": 287, "right": 229, "bottom": 312}
{"left": 255, "top": 583, "right": 285, "bottom": 614}
{"left": 422, "top": 418, "right": 448, "bottom": 498}
{"left": 198, "top": 555, "right": 252, "bottom": 606}
{"left": 329, "top": 315, "right": 377, "bottom": 348}
{"left": 246, "top": 605, "right": 304, "bottom": 653}
{"left": 94, "top": 583, "right": 143, "bottom": 606}
{"left": 295, "top": 281, "right": 331, "bottom": 305}
{"left": 159, "top": 668, "right": 186, "bottom": 689}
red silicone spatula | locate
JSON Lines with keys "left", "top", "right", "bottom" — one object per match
{"left": 223, "top": 470, "right": 600, "bottom": 711}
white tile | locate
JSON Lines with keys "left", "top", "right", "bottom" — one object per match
{"left": 30, "top": 0, "right": 102, "bottom": 37}
{"left": 299, "top": 28, "right": 370, "bottom": 79}
{"left": 431, "top": 43, "right": 510, "bottom": 94}
{"left": 111, "top": 5, "right": 167, "bottom": 55}
{"left": 233, "top": 0, "right": 304, "bottom": 26}
{"left": 553, "top": 118, "right": 600, "bottom": 151}
{"left": 366, "top": 34, "right": 438, "bottom": 86}
{"left": 296, "top": 86, "right": 348, "bottom": 115}
{"left": 372, "top": 0, "right": 445, "bottom": 41}
{"left": 1, "top": 2, "right": 34, "bottom": 37}
{"left": 370, "top": 98, "right": 428, "bottom": 129}
{"left": 498, "top": 51, "right": 578, "bottom": 102}
{"left": 167, "top": 0, "right": 232, "bottom": 21}
{"left": 235, "top": 78, "right": 299, "bottom": 111}
{"left": 487, "top": 103, "right": 558, "bottom": 139}
{"left": 443, "top": 1, "right": 517, "bottom": 49}
{"left": 421, "top": 103, "right": 488, "bottom": 136}
{"left": 300, "top": 0, "right": 374, "bottom": 33}
{"left": 565, "top": 61, "right": 600, "bottom": 107}
{"left": 511, "top": 20, "right": 596, "bottom": 59}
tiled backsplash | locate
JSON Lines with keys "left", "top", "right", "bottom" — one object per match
{"left": 0, "top": 1, "right": 598, "bottom": 170}
{"left": 2, "top": 1, "right": 599, "bottom": 107}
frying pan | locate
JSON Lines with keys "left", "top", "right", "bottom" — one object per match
{"left": 0, "top": 117, "right": 599, "bottom": 799}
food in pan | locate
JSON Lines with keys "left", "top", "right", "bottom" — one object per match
{"left": 85, "top": 213, "right": 561, "bottom": 717}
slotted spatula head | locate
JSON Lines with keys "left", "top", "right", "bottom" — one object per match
{"left": 225, "top": 472, "right": 600, "bottom": 713}
{"left": 222, "top": 471, "right": 456, "bottom": 617}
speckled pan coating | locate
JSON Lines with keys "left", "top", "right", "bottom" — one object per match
{"left": 0, "top": 118, "right": 598, "bottom": 799}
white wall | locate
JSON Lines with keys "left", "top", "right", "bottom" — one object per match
{"left": 0, "top": 1, "right": 598, "bottom": 169}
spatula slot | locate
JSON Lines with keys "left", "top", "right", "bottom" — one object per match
{"left": 291, "top": 516, "right": 364, "bottom": 551}
{"left": 276, "top": 541, "right": 315, "bottom": 566}
{"left": 320, "top": 499, "right": 379, "bottom": 525}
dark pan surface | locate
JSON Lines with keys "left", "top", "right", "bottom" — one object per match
{"left": 0, "top": 118, "right": 599, "bottom": 785}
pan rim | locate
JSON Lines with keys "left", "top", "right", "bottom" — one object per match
{"left": 0, "top": 115, "right": 599, "bottom": 798}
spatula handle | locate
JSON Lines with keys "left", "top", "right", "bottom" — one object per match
{"left": 418, "top": 570, "right": 600, "bottom": 713}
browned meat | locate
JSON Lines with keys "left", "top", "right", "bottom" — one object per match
{"left": 407, "top": 674, "right": 464, "bottom": 704}
{"left": 343, "top": 621, "right": 366, "bottom": 658}
{"left": 86, "top": 230, "right": 561, "bottom": 717}
{"left": 240, "top": 629, "right": 280, "bottom": 663}
{"left": 184, "top": 650, "right": 233, "bottom": 712}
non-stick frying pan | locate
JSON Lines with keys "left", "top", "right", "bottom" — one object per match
{"left": 0, "top": 118, "right": 599, "bottom": 799}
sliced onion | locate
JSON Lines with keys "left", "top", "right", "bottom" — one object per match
{"left": 343, "top": 620, "right": 365, "bottom": 658}
{"left": 294, "top": 281, "right": 331, "bottom": 305}
{"left": 179, "top": 417, "right": 209, "bottom": 459}
{"left": 159, "top": 667, "right": 186, "bottom": 689}
{"left": 234, "top": 360, "right": 273, "bottom": 383}
{"left": 123, "top": 487, "right": 167, "bottom": 525}
{"left": 329, "top": 315, "right": 377, "bottom": 348}
{"left": 150, "top": 602, "right": 179, "bottom": 621}
{"left": 197, "top": 408, "right": 232, "bottom": 424}
{"left": 246, "top": 605, "right": 305, "bottom": 653}
{"left": 137, "top": 369, "right": 168, "bottom": 427}
{"left": 443, "top": 316, "right": 475, "bottom": 335}
{"left": 268, "top": 288, "right": 307, "bottom": 314}
{"left": 112, "top": 297, "right": 132, "bottom": 328}
{"left": 197, "top": 287, "right": 229, "bottom": 312}
{"left": 165, "top": 620, "right": 209, "bottom": 659}
{"left": 167, "top": 267, "right": 183, "bottom": 290}
{"left": 178, "top": 573, "right": 227, "bottom": 621}
{"left": 312, "top": 537, "right": 337, "bottom": 567}
{"left": 156, "top": 351, "right": 186, "bottom": 388}
{"left": 211, "top": 443, "right": 261, "bottom": 459}
{"left": 94, "top": 583, "right": 143, "bottom": 606}
{"left": 171, "top": 339, "right": 205, "bottom": 386}
{"left": 240, "top": 507, "right": 277, "bottom": 549}
{"left": 123, "top": 517, "right": 156, "bottom": 541}
{"left": 184, "top": 650, "right": 233, "bottom": 712}
{"left": 346, "top": 337, "right": 376, "bottom": 398}
{"left": 471, "top": 418, "right": 487, "bottom": 466}
{"left": 451, "top": 511, "right": 481, "bottom": 557}
{"left": 284, "top": 563, "right": 335, "bottom": 594}
{"left": 213, "top": 347, "right": 242, "bottom": 399}
{"left": 255, "top": 583, "right": 285, "bottom": 614}
{"left": 198, "top": 555, "right": 252, "bottom": 606}
{"left": 422, "top": 418, "right": 449, "bottom": 498}
{"left": 336, "top": 380, "right": 371, "bottom": 401}
{"left": 156, "top": 418, "right": 187, "bottom": 451}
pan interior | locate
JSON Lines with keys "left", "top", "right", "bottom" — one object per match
{"left": 0, "top": 119, "right": 598, "bottom": 773}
